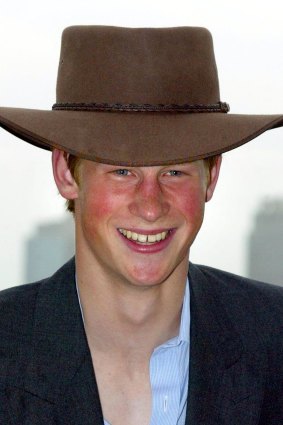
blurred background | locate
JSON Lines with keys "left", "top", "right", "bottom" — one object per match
{"left": 0, "top": 0, "right": 283, "bottom": 289}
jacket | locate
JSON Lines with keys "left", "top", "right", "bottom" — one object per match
{"left": 0, "top": 258, "right": 283, "bottom": 424}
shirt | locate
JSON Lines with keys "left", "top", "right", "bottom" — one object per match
{"left": 76, "top": 279, "right": 190, "bottom": 425}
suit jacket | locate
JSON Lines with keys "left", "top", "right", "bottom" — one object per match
{"left": 0, "top": 258, "right": 283, "bottom": 425}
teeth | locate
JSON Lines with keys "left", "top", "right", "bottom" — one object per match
{"left": 118, "top": 229, "right": 169, "bottom": 244}
{"left": 137, "top": 234, "right": 147, "bottom": 243}
{"left": 131, "top": 232, "right": 138, "bottom": 241}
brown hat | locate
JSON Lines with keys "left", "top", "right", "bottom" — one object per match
{"left": 0, "top": 25, "right": 282, "bottom": 166}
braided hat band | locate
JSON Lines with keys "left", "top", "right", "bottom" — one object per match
{"left": 52, "top": 101, "right": 230, "bottom": 113}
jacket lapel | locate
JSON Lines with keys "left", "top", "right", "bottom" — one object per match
{"left": 186, "top": 264, "right": 266, "bottom": 425}
{"left": 24, "top": 258, "right": 104, "bottom": 424}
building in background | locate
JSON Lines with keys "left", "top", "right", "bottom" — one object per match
{"left": 25, "top": 216, "right": 75, "bottom": 283}
{"left": 248, "top": 199, "right": 283, "bottom": 286}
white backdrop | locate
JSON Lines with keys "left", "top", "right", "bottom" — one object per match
{"left": 1, "top": 0, "right": 283, "bottom": 289}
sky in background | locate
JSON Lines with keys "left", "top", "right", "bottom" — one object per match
{"left": 0, "top": 0, "right": 283, "bottom": 289}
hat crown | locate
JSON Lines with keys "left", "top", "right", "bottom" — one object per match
{"left": 56, "top": 26, "right": 220, "bottom": 105}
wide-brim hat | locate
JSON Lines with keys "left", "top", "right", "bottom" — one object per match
{"left": 0, "top": 25, "right": 282, "bottom": 166}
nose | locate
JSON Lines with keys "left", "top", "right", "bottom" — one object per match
{"left": 128, "top": 178, "right": 170, "bottom": 222}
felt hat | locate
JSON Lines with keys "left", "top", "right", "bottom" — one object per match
{"left": 0, "top": 25, "right": 282, "bottom": 166}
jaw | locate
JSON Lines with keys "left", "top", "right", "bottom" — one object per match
{"left": 122, "top": 250, "right": 190, "bottom": 288}
{"left": 76, "top": 213, "right": 194, "bottom": 289}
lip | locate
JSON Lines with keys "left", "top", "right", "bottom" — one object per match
{"left": 117, "top": 228, "right": 176, "bottom": 254}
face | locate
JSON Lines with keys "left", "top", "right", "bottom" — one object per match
{"left": 53, "top": 151, "right": 221, "bottom": 288}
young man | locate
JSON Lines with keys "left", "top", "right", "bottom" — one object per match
{"left": 0, "top": 26, "right": 283, "bottom": 425}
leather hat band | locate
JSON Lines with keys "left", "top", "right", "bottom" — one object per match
{"left": 52, "top": 101, "right": 230, "bottom": 113}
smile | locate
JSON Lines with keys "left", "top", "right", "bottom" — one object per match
{"left": 118, "top": 228, "right": 170, "bottom": 244}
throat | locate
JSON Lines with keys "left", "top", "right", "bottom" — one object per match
{"left": 84, "top": 294, "right": 182, "bottom": 358}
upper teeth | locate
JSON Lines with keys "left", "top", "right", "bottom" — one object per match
{"left": 118, "top": 229, "right": 169, "bottom": 243}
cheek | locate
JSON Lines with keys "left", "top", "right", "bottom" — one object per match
{"left": 84, "top": 193, "right": 113, "bottom": 222}
{"left": 81, "top": 186, "right": 124, "bottom": 225}
{"left": 174, "top": 186, "right": 206, "bottom": 223}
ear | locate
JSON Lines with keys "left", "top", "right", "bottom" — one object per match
{"left": 52, "top": 149, "right": 79, "bottom": 201}
{"left": 205, "top": 155, "right": 222, "bottom": 202}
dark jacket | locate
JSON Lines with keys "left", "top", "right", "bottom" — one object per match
{"left": 0, "top": 258, "right": 283, "bottom": 424}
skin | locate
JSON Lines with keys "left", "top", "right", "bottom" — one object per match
{"left": 52, "top": 149, "right": 222, "bottom": 425}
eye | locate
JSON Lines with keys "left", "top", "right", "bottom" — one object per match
{"left": 165, "top": 170, "right": 183, "bottom": 176}
{"left": 113, "top": 169, "right": 132, "bottom": 176}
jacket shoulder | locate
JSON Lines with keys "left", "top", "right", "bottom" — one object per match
{"left": 0, "top": 257, "right": 75, "bottom": 336}
{"left": 193, "top": 263, "right": 283, "bottom": 300}
{"left": 0, "top": 280, "right": 45, "bottom": 336}
{"left": 190, "top": 263, "right": 283, "bottom": 338}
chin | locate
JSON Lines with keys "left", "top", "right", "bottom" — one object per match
{"left": 125, "top": 266, "right": 174, "bottom": 287}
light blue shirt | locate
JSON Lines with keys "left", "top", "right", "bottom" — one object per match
{"left": 76, "top": 279, "right": 190, "bottom": 425}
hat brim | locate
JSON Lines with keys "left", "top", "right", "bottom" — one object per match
{"left": 0, "top": 106, "right": 282, "bottom": 166}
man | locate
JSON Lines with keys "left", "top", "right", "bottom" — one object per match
{"left": 0, "top": 26, "right": 283, "bottom": 425}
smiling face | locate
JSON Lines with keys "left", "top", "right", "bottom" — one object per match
{"left": 52, "top": 150, "right": 221, "bottom": 288}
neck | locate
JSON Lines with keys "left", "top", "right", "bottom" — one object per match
{"left": 76, "top": 256, "right": 189, "bottom": 357}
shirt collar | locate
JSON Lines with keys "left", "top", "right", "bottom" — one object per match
{"left": 179, "top": 277, "right": 190, "bottom": 344}
{"left": 156, "top": 278, "right": 190, "bottom": 350}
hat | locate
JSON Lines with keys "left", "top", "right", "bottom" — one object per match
{"left": 0, "top": 25, "right": 282, "bottom": 166}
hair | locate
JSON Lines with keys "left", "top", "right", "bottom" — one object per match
{"left": 64, "top": 153, "right": 219, "bottom": 213}
{"left": 204, "top": 155, "right": 219, "bottom": 184}
{"left": 64, "top": 152, "right": 82, "bottom": 213}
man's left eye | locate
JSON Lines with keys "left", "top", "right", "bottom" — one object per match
{"left": 166, "top": 170, "right": 182, "bottom": 176}
{"left": 114, "top": 169, "right": 131, "bottom": 176}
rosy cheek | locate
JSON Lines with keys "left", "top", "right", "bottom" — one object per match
{"left": 82, "top": 185, "right": 126, "bottom": 226}
{"left": 174, "top": 187, "right": 205, "bottom": 222}
{"left": 86, "top": 192, "right": 114, "bottom": 219}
